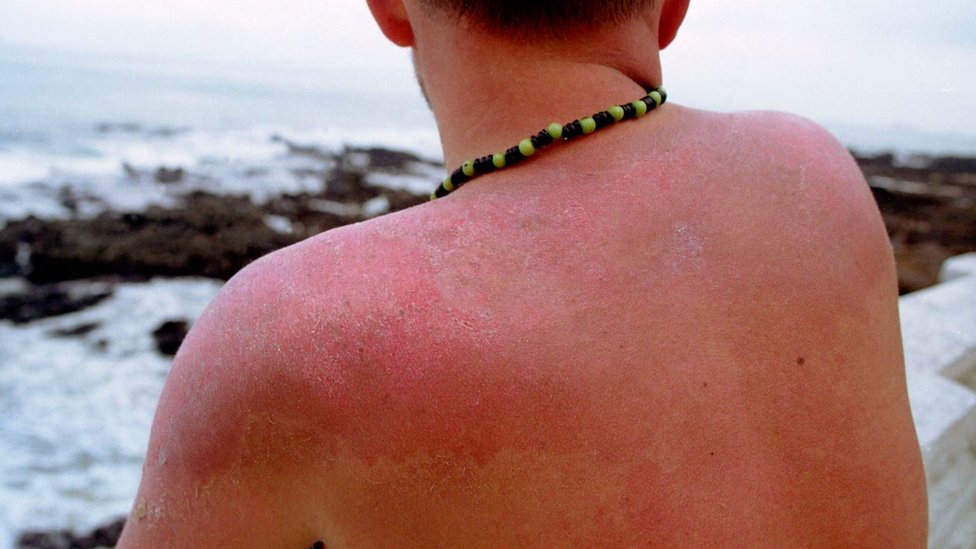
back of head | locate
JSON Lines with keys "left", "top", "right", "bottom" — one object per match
{"left": 419, "top": 0, "right": 656, "bottom": 36}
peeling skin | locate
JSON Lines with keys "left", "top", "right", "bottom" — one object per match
{"left": 118, "top": 107, "right": 926, "bottom": 547}
{"left": 135, "top": 498, "right": 147, "bottom": 520}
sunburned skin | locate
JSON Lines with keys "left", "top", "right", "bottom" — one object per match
{"left": 118, "top": 104, "right": 927, "bottom": 547}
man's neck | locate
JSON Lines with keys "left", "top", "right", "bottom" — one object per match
{"left": 412, "top": 18, "right": 664, "bottom": 168}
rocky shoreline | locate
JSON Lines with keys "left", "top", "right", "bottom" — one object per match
{"left": 2, "top": 145, "right": 973, "bottom": 296}
{"left": 856, "top": 152, "right": 976, "bottom": 292}
{"left": 16, "top": 519, "right": 125, "bottom": 549}
{"left": 0, "top": 144, "right": 431, "bottom": 285}
{"left": 3, "top": 145, "right": 975, "bottom": 548}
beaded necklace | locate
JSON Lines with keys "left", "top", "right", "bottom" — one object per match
{"left": 430, "top": 86, "right": 667, "bottom": 200}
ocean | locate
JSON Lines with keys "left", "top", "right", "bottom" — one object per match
{"left": 0, "top": 43, "right": 440, "bottom": 214}
{"left": 0, "top": 44, "right": 443, "bottom": 548}
{"left": 0, "top": 44, "right": 973, "bottom": 547}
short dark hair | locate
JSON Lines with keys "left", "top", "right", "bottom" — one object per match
{"left": 420, "top": 0, "right": 655, "bottom": 34}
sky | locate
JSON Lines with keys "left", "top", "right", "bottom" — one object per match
{"left": 1, "top": 1, "right": 974, "bottom": 147}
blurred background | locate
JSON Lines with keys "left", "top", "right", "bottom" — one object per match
{"left": 0, "top": 1, "right": 974, "bottom": 547}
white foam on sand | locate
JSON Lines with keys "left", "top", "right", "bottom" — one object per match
{"left": 0, "top": 278, "right": 222, "bottom": 548}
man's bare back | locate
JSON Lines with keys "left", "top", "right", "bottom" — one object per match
{"left": 119, "top": 1, "right": 927, "bottom": 546}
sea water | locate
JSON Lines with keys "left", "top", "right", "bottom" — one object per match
{"left": 0, "top": 43, "right": 440, "bottom": 219}
{"left": 0, "top": 279, "right": 222, "bottom": 546}
{"left": 0, "top": 44, "right": 442, "bottom": 547}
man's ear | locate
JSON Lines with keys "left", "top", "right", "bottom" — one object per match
{"left": 658, "top": 0, "right": 689, "bottom": 50}
{"left": 366, "top": 0, "right": 416, "bottom": 47}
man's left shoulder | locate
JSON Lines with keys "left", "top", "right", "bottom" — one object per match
{"left": 730, "top": 111, "right": 883, "bottom": 232}
{"left": 121, "top": 214, "right": 443, "bottom": 545}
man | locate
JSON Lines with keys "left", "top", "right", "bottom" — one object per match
{"left": 119, "top": 0, "right": 928, "bottom": 546}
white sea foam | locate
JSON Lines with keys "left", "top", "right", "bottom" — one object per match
{"left": 0, "top": 153, "right": 54, "bottom": 188}
{"left": 0, "top": 278, "right": 223, "bottom": 547}
{"left": 0, "top": 122, "right": 441, "bottom": 228}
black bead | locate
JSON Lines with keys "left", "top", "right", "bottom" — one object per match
{"left": 473, "top": 155, "right": 496, "bottom": 174}
{"left": 592, "top": 111, "right": 614, "bottom": 129}
{"left": 642, "top": 97, "right": 657, "bottom": 112}
{"left": 531, "top": 130, "right": 554, "bottom": 148}
{"left": 505, "top": 146, "right": 525, "bottom": 165}
{"left": 450, "top": 167, "right": 471, "bottom": 186}
{"left": 434, "top": 185, "right": 451, "bottom": 198}
{"left": 621, "top": 103, "right": 637, "bottom": 120}
{"left": 658, "top": 88, "right": 668, "bottom": 103}
{"left": 562, "top": 120, "right": 583, "bottom": 140}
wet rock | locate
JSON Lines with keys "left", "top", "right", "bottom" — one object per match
{"left": 0, "top": 238, "right": 17, "bottom": 278}
{"left": 152, "top": 319, "right": 190, "bottom": 357}
{"left": 154, "top": 167, "right": 185, "bottom": 184}
{"left": 96, "top": 122, "right": 142, "bottom": 134}
{"left": 0, "top": 282, "right": 114, "bottom": 324}
{"left": 0, "top": 193, "right": 297, "bottom": 283}
{"left": 272, "top": 135, "right": 335, "bottom": 161}
{"left": 855, "top": 151, "right": 976, "bottom": 293}
{"left": 325, "top": 165, "right": 381, "bottom": 203}
{"left": 0, "top": 144, "right": 439, "bottom": 284}
{"left": 382, "top": 188, "right": 427, "bottom": 212}
{"left": 926, "top": 156, "right": 976, "bottom": 174}
{"left": 17, "top": 517, "right": 125, "bottom": 549}
{"left": 263, "top": 193, "right": 359, "bottom": 236}
{"left": 49, "top": 322, "right": 102, "bottom": 338}
{"left": 348, "top": 146, "right": 425, "bottom": 171}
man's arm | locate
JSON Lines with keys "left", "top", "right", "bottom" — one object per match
{"left": 117, "top": 255, "right": 337, "bottom": 548}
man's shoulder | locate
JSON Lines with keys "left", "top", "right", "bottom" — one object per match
{"left": 679, "top": 107, "right": 857, "bottom": 171}
{"left": 212, "top": 206, "right": 446, "bottom": 361}
{"left": 121, "top": 213, "right": 447, "bottom": 544}
{"left": 666, "top": 107, "right": 887, "bottom": 261}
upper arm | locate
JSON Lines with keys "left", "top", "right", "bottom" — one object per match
{"left": 118, "top": 254, "right": 336, "bottom": 548}
{"left": 725, "top": 112, "right": 928, "bottom": 544}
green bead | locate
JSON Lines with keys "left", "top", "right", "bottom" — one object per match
{"left": 632, "top": 99, "right": 648, "bottom": 117}
{"left": 581, "top": 117, "right": 597, "bottom": 134}
{"left": 519, "top": 138, "right": 536, "bottom": 157}
{"left": 546, "top": 122, "right": 563, "bottom": 140}
{"left": 493, "top": 153, "right": 506, "bottom": 168}
{"left": 608, "top": 105, "right": 625, "bottom": 121}
{"left": 648, "top": 91, "right": 663, "bottom": 106}
{"left": 462, "top": 161, "right": 475, "bottom": 177}
{"left": 429, "top": 191, "right": 438, "bottom": 201}
{"left": 442, "top": 175, "right": 455, "bottom": 192}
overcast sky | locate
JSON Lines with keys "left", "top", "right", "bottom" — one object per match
{"left": 1, "top": 1, "right": 974, "bottom": 141}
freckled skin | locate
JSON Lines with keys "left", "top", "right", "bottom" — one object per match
{"left": 118, "top": 106, "right": 927, "bottom": 547}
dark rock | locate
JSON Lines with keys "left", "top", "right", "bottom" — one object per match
{"left": 153, "top": 319, "right": 190, "bottom": 357}
{"left": 49, "top": 322, "right": 101, "bottom": 338}
{"left": 154, "top": 167, "right": 185, "bottom": 184}
{"left": 325, "top": 166, "right": 381, "bottom": 203}
{"left": 0, "top": 193, "right": 296, "bottom": 283}
{"left": 0, "top": 235, "right": 17, "bottom": 277}
{"left": 857, "top": 152, "right": 976, "bottom": 293}
{"left": 16, "top": 517, "right": 125, "bottom": 549}
{"left": 348, "top": 146, "right": 424, "bottom": 171}
{"left": 0, "top": 145, "right": 431, "bottom": 285}
{"left": 383, "top": 188, "right": 427, "bottom": 212}
{"left": 0, "top": 283, "right": 114, "bottom": 324}
{"left": 927, "top": 156, "right": 976, "bottom": 174}
{"left": 272, "top": 135, "right": 335, "bottom": 161}
{"left": 96, "top": 122, "right": 141, "bottom": 134}
{"left": 264, "top": 193, "right": 362, "bottom": 235}
{"left": 121, "top": 163, "right": 139, "bottom": 180}
{"left": 58, "top": 186, "right": 79, "bottom": 215}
